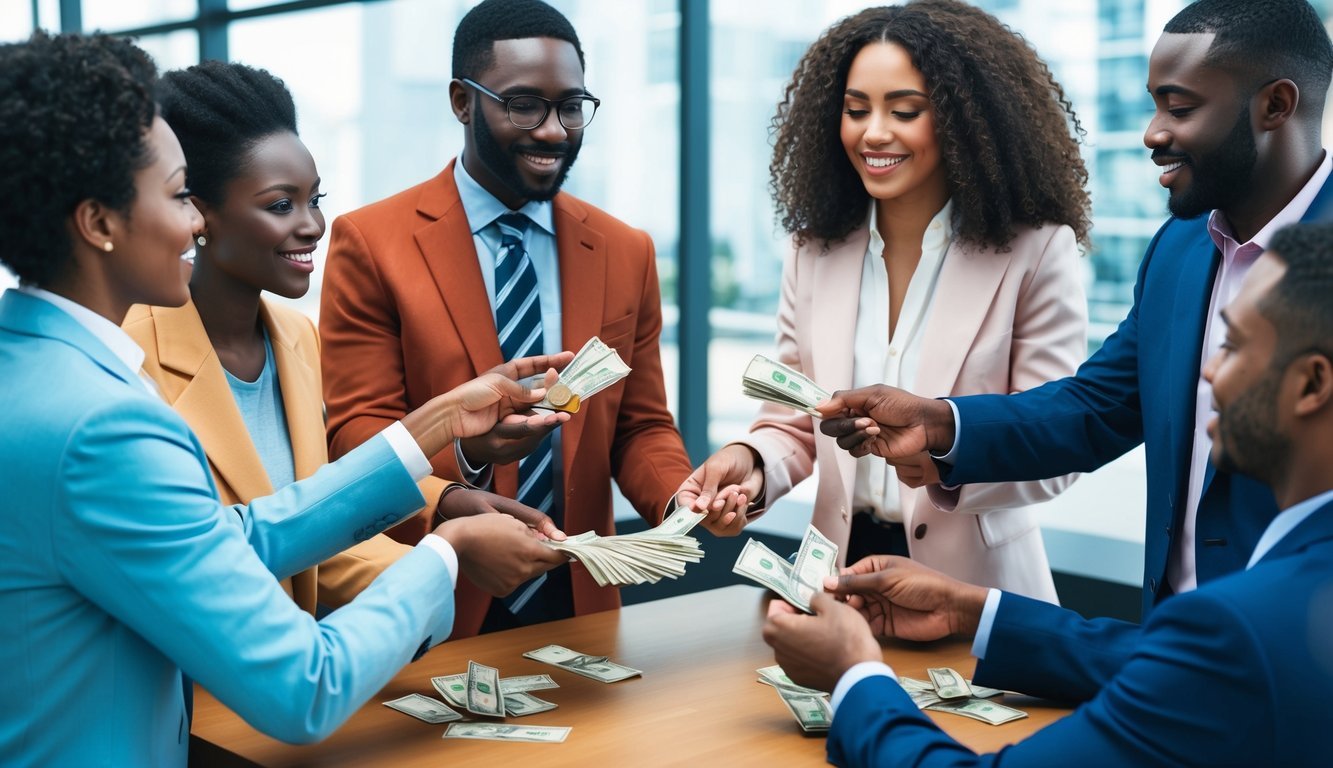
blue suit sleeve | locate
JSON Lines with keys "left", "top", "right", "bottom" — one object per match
{"left": 973, "top": 594, "right": 1140, "bottom": 702}
{"left": 828, "top": 591, "right": 1274, "bottom": 767}
{"left": 942, "top": 224, "right": 1169, "bottom": 486}
{"left": 53, "top": 399, "right": 453, "bottom": 743}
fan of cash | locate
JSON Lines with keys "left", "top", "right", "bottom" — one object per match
{"left": 740, "top": 355, "right": 831, "bottom": 416}
{"left": 534, "top": 336, "right": 631, "bottom": 414}
{"left": 731, "top": 524, "right": 838, "bottom": 613}
{"left": 545, "top": 505, "right": 707, "bottom": 587}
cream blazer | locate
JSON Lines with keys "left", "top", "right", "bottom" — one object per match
{"left": 742, "top": 223, "right": 1088, "bottom": 602}
{"left": 124, "top": 299, "right": 412, "bottom": 614}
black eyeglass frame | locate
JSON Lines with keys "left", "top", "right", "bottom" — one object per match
{"left": 460, "top": 77, "right": 601, "bottom": 130}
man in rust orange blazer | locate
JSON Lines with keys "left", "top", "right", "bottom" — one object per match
{"left": 319, "top": 0, "right": 692, "bottom": 638}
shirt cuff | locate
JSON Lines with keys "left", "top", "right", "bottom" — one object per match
{"left": 454, "top": 441, "right": 491, "bottom": 488}
{"left": 382, "top": 421, "right": 433, "bottom": 481}
{"left": 929, "top": 398, "right": 962, "bottom": 464}
{"left": 830, "top": 660, "right": 897, "bottom": 715}
{"left": 970, "top": 588, "right": 1003, "bottom": 660}
{"left": 418, "top": 533, "right": 460, "bottom": 587}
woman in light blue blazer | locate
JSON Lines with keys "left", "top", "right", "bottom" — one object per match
{"left": 0, "top": 32, "right": 568, "bottom": 766}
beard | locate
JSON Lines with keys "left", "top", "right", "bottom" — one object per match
{"left": 1212, "top": 367, "right": 1289, "bottom": 482}
{"left": 1165, "top": 104, "right": 1258, "bottom": 220}
{"left": 473, "top": 105, "right": 581, "bottom": 203}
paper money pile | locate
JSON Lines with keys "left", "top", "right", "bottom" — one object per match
{"left": 756, "top": 665, "right": 831, "bottom": 732}
{"left": 546, "top": 505, "right": 706, "bottom": 587}
{"left": 535, "top": 336, "right": 631, "bottom": 414}
{"left": 431, "top": 670, "right": 561, "bottom": 718}
{"left": 731, "top": 524, "right": 838, "bottom": 612}
{"left": 741, "top": 354, "right": 831, "bottom": 416}
{"left": 900, "top": 669, "right": 1026, "bottom": 725}
{"left": 443, "top": 723, "right": 571, "bottom": 743}
{"left": 523, "top": 644, "right": 642, "bottom": 683}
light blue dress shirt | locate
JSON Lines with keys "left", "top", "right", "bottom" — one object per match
{"left": 223, "top": 328, "right": 297, "bottom": 491}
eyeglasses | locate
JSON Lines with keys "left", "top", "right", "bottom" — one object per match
{"left": 461, "top": 78, "right": 600, "bottom": 130}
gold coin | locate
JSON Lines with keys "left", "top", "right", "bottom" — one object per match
{"left": 548, "top": 383, "right": 573, "bottom": 406}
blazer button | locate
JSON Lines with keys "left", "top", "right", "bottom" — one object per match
{"left": 1149, "top": 577, "right": 1158, "bottom": 593}
{"left": 913, "top": 523, "right": 927, "bottom": 540}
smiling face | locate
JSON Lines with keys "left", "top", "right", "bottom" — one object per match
{"left": 455, "top": 37, "right": 586, "bottom": 209}
{"left": 1145, "top": 33, "right": 1258, "bottom": 221}
{"left": 193, "top": 131, "right": 324, "bottom": 300}
{"left": 104, "top": 116, "right": 199, "bottom": 311}
{"left": 1203, "top": 253, "right": 1288, "bottom": 481}
{"left": 839, "top": 41, "right": 948, "bottom": 216}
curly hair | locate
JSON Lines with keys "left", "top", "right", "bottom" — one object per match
{"left": 157, "top": 60, "right": 298, "bottom": 206}
{"left": 452, "top": 0, "right": 585, "bottom": 80}
{"left": 770, "top": 0, "right": 1091, "bottom": 249}
{"left": 0, "top": 32, "right": 158, "bottom": 287}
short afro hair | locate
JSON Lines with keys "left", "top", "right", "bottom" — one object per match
{"left": 1262, "top": 221, "right": 1333, "bottom": 365}
{"left": 157, "top": 60, "right": 298, "bottom": 206}
{"left": 0, "top": 32, "right": 158, "bottom": 287}
{"left": 451, "top": 0, "right": 585, "bottom": 81}
{"left": 1165, "top": 0, "right": 1333, "bottom": 111}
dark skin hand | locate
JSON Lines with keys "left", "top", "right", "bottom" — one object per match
{"left": 816, "top": 384, "right": 956, "bottom": 461}
{"left": 762, "top": 593, "right": 883, "bottom": 694}
{"left": 824, "top": 555, "right": 989, "bottom": 642}
{"left": 460, "top": 351, "right": 575, "bottom": 466}
{"left": 438, "top": 486, "right": 566, "bottom": 542}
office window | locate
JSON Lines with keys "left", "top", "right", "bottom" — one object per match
{"left": 82, "top": 0, "right": 195, "bottom": 32}
{"left": 1, "top": 1, "right": 33, "bottom": 42}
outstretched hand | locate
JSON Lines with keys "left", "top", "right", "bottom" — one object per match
{"left": 824, "top": 555, "right": 988, "bottom": 641}
{"left": 675, "top": 443, "right": 764, "bottom": 536}
{"left": 762, "top": 592, "right": 881, "bottom": 694}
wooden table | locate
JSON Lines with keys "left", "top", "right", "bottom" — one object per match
{"left": 192, "top": 586, "right": 1070, "bottom": 766}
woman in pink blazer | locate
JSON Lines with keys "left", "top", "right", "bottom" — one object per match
{"left": 678, "top": 0, "right": 1092, "bottom": 601}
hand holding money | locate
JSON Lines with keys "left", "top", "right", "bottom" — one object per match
{"left": 824, "top": 554, "right": 990, "bottom": 642}
{"left": 533, "top": 336, "right": 632, "bottom": 414}
{"left": 732, "top": 525, "right": 839, "bottom": 612}
{"left": 545, "top": 505, "right": 707, "bottom": 587}
{"left": 741, "top": 354, "right": 831, "bottom": 416}
{"left": 761, "top": 591, "right": 885, "bottom": 695}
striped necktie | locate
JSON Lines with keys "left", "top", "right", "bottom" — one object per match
{"left": 494, "top": 213, "right": 556, "bottom": 613}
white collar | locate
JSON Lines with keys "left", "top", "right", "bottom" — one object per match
{"left": 18, "top": 286, "right": 146, "bottom": 375}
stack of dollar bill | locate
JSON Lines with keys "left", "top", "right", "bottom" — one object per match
{"left": 899, "top": 669, "right": 1027, "bottom": 725}
{"left": 443, "top": 723, "right": 571, "bottom": 743}
{"left": 430, "top": 667, "right": 562, "bottom": 718}
{"left": 731, "top": 524, "right": 839, "bottom": 612}
{"left": 522, "top": 644, "right": 643, "bottom": 683}
{"left": 545, "top": 505, "right": 706, "bottom": 587}
{"left": 756, "top": 665, "right": 832, "bottom": 732}
{"left": 740, "top": 354, "right": 831, "bottom": 416}
{"left": 534, "top": 336, "right": 631, "bottom": 414}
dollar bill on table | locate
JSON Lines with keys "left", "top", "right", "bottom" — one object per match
{"left": 466, "top": 660, "right": 505, "bottom": 717}
{"left": 523, "top": 644, "right": 642, "bottom": 683}
{"left": 732, "top": 524, "right": 838, "bottom": 613}
{"left": 503, "top": 692, "right": 559, "bottom": 717}
{"left": 741, "top": 354, "right": 831, "bottom": 416}
{"left": 545, "top": 505, "right": 706, "bottom": 587}
{"left": 774, "top": 686, "right": 833, "bottom": 733}
{"left": 927, "top": 667, "right": 973, "bottom": 700}
{"left": 533, "top": 336, "right": 631, "bottom": 414}
{"left": 968, "top": 681, "right": 1004, "bottom": 699}
{"left": 434, "top": 672, "right": 559, "bottom": 707}
{"left": 382, "top": 694, "right": 463, "bottom": 724}
{"left": 926, "top": 698, "right": 1028, "bottom": 725}
{"left": 443, "top": 723, "right": 572, "bottom": 743}
{"left": 755, "top": 665, "right": 828, "bottom": 698}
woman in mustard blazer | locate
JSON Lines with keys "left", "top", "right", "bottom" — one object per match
{"left": 678, "top": 1, "right": 1092, "bottom": 601}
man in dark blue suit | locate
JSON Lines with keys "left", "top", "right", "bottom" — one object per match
{"left": 819, "top": 0, "right": 1333, "bottom": 698}
{"left": 765, "top": 221, "right": 1333, "bottom": 767}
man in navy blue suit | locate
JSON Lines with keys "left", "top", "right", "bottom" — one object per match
{"left": 765, "top": 221, "right": 1333, "bottom": 767}
{"left": 818, "top": 0, "right": 1333, "bottom": 697}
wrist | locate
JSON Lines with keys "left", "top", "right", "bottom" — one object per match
{"left": 922, "top": 399, "right": 957, "bottom": 455}
{"left": 402, "top": 394, "right": 460, "bottom": 458}
{"left": 949, "top": 584, "right": 988, "bottom": 638}
{"left": 432, "top": 516, "right": 474, "bottom": 553}
{"left": 434, "top": 483, "right": 470, "bottom": 524}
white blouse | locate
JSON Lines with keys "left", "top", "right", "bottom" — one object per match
{"left": 851, "top": 200, "right": 953, "bottom": 523}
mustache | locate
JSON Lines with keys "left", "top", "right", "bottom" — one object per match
{"left": 510, "top": 142, "right": 573, "bottom": 157}
{"left": 1151, "top": 147, "right": 1189, "bottom": 163}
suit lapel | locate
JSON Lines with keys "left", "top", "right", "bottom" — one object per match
{"left": 262, "top": 302, "right": 325, "bottom": 479}
{"left": 1169, "top": 228, "right": 1221, "bottom": 503}
{"left": 914, "top": 239, "right": 1009, "bottom": 398}
{"left": 1301, "top": 173, "right": 1333, "bottom": 223}
{"left": 156, "top": 302, "right": 273, "bottom": 500}
{"left": 0, "top": 291, "right": 141, "bottom": 390}
{"left": 553, "top": 194, "right": 605, "bottom": 473}
{"left": 415, "top": 163, "right": 504, "bottom": 378}
{"left": 1256, "top": 500, "right": 1333, "bottom": 565}
{"left": 811, "top": 231, "right": 868, "bottom": 508}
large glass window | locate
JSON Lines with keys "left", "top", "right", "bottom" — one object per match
{"left": 82, "top": 0, "right": 195, "bottom": 32}
{"left": 1, "top": 1, "right": 33, "bottom": 42}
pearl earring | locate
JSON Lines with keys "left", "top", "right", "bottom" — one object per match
{"left": 195, "top": 235, "right": 208, "bottom": 247}
{"left": 102, "top": 242, "right": 114, "bottom": 253}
